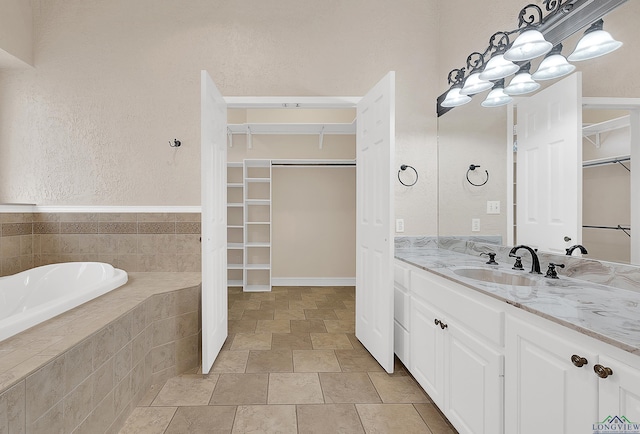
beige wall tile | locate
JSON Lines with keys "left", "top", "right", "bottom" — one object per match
{"left": 1, "top": 236, "right": 20, "bottom": 257}
{"left": 114, "top": 374, "right": 132, "bottom": 417}
{"left": 93, "top": 358, "right": 114, "bottom": 406}
{"left": 175, "top": 222, "right": 200, "bottom": 234}
{"left": 25, "top": 356, "right": 65, "bottom": 424}
{"left": 20, "top": 235, "right": 33, "bottom": 255}
{"left": 114, "top": 344, "right": 133, "bottom": 385}
{"left": 150, "top": 343, "right": 176, "bottom": 374}
{"left": 116, "top": 234, "right": 138, "bottom": 254}
{"left": 99, "top": 222, "right": 137, "bottom": 234}
{"left": 138, "top": 222, "right": 176, "bottom": 235}
{"left": 93, "top": 325, "right": 116, "bottom": 369}
{"left": 29, "top": 401, "right": 63, "bottom": 434}
{"left": 99, "top": 213, "right": 137, "bottom": 223}
{"left": 60, "top": 221, "right": 98, "bottom": 234}
{"left": 63, "top": 376, "right": 93, "bottom": 433}
{"left": 59, "top": 213, "right": 99, "bottom": 222}
{"left": 113, "top": 312, "right": 133, "bottom": 352}
{"left": 175, "top": 234, "right": 199, "bottom": 253}
{"left": 1, "top": 213, "right": 33, "bottom": 224}
{"left": 2, "top": 223, "right": 32, "bottom": 237}
{"left": 137, "top": 213, "right": 176, "bottom": 223}
{"left": 32, "top": 214, "right": 60, "bottom": 223}
{"left": 33, "top": 222, "right": 59, "bottom": 234}
{"left": 0, "top": 381, "right": 26, "bottom": 434}
{"left": 64, "top": 338, "right": 94, "bottom": 395}
{"left": 175, "top": 335, "right": 200, "bottom": 373}
{"left": 138, "top": 234, "right": 176, "bottom": 254}
{"left": 175, "top": 213, "right": 200, "bottom": 222}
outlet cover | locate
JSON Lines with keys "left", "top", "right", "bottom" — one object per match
{"left": 396, "top": 219, "right": 405, "bottom": 233}
{"left": 487, "top": 201, "right": 501, "bottom": 215}
{"left": 472, "top": 218, "right": 480, "bottom": 232}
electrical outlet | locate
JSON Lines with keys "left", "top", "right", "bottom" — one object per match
{"left": 396, "top": 219, "right": 405, "bottom": 233}
{"left": 487, "top": 200, "right": 501, "bottom": 214}
{"left": 472, "top": 218, "right": 480, "bottom": 232}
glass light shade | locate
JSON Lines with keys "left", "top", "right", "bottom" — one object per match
{"left": 568, "top": 29, "right": 623, "bottom": 61}
{"left": 482, "top": 87, "right": 512, "bottom": 107}
{"left": 460, "top": 72, "right": 494, "bottom": 95}
{"left": 478, "top": 54, "right": 519, "bottom": 81}
{"left": 441, "top": 87, "right": 472, "bottom": 107}
{"left": 504, "top": 72, "right": 540, "bottom": 95}
{"left": 504, "top": 30, "right": 553, "bottom": 61}
{"left": 531, "top": 54, "right": 576, "bottom": 80}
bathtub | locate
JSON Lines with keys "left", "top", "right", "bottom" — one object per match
{"left": 0, "top": 262, "right": 128, "bottom": 342}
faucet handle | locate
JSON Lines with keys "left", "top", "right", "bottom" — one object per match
{"left": 512, "top": 256, "right": 524, "bottom": 270}
{"left": 545, "top": 263, "right": 565, "bottom": 279}
{"left": 480, "top": 252, "right": 498, "bottom": 265}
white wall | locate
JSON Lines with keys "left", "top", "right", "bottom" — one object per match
{"left": 0, "top": 0, "right": 439, "bottom": 236}
{"left": 0, "top": 0, "right": 33, "bottom": 67}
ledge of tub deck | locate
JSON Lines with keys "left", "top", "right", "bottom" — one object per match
{"left": 0, "top": 271, "right": 202, "bottom": 394}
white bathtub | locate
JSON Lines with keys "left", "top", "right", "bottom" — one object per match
{"left": 0, "top": 262, "right": 128, "bottom": 342}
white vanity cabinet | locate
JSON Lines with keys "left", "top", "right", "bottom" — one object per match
{"left": 398, "top": 260, "right": 505, "bottom": 434}
{"left": 393, "top": 261, "right": 411, "bottom": 366}
{"left": 505, "top": 309, "right": 640, "bottom": 434}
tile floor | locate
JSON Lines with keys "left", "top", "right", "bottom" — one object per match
{"left": 119, "top": 286, "right": 457, "bottom": 433}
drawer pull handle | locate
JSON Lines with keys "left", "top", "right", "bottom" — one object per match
{"left": 433, "top": 319, "right": 448, "bottom": 329}
{"left": 571, "top": 355, "right": 588, "bottom": 368}
{"left": 594, "top": 364, "right": 613, "bottom": 379}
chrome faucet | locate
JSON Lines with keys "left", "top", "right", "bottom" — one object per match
{"left": 509, "top": 245, "right": 542, "bottom": 274}
{"left": 566, "top": 244, "right": 588, "bottom": 256}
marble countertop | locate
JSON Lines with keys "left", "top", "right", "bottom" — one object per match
{"left": 395, "top": 248, "right": 640, "bottom": 356}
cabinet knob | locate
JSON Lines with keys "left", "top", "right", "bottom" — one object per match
{"left": 594, "top": 364, "right": 613, "bottom": 379}
{"left": 571, "top": 355, "right": 588, "bottom": 368}
{"left": 434, "top": 319, "right": 441, "bottom": 327}
{"left": 440, "top": 321, "right": 448, "bottom": 329}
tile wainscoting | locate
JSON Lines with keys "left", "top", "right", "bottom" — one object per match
{"left": 0, "top": 211, "right": 201, "bottom": 277}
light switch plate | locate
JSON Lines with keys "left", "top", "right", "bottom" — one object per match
{"left": 472, "top": 218, "right": 480, "bottom": 232}
{"left": 487, "top": 201, "right": 500, "bottom": 214}
{"left": 396, "top": 219, "right": 405, "bottom": 233}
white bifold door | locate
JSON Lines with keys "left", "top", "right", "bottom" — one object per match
{"left": 201, "top": 71, "right": 228, "bottom": 374}
{"left": 356, "top": 72, "right": 396, "bottom": 373}
{"left": 516, "top": 73, "right": 582, "bottom": 254}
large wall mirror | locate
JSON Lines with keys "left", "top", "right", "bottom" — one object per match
{"left": 437, "top": 0, "right": 639, "bottom": 265}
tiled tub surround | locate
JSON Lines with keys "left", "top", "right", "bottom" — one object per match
{"left": 0, "top": 272, "right": 202, "bottom": 434}
{"left": 0, "top": 212, "right": 201, "bottom": 277}
{"left": 395, "top": 241, "right": 640, "bottom": 355}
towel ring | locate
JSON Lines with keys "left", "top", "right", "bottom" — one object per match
{"left": 398, "top": 164, "right": 418, "bottom": 187}
{"left": 466, "top": 164, "right": 489, "bottom": 187}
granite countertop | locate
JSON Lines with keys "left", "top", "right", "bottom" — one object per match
{"left": 395, "top": 247, "right": 640, "bottom": 356}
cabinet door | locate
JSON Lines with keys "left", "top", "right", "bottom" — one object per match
{"left": 445, "top": 324, "right": 503, "bottom": 434}
{"left": 505, "top": 316, "right": 597, "bottom": 434}
{"left": 410, "top": 296, "right": 445, "bottom": 406}
{"left": 597, "top": 355, "right": 640, "bottom": 424}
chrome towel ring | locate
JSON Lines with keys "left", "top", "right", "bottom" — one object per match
{"left": 398, "top": 164, "right": 418, "bottom": 186}
{"left": 466, "top": 164, "right": 489, "bottom": 186}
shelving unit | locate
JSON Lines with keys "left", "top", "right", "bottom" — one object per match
{"left": 227, "top": 162, "right": 245, "bottom": 288}
{"left": 244, "top": 160, "right": 272, "bottom": 291}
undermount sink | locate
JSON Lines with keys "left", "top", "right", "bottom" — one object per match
{"left": 453, "top": 267, "right": 540, "bottom": 287}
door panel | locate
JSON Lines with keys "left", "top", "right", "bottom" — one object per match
{"left": 201, "top": 70, "right": 228, "bottom": 374}
{"left": 356, "top": 72, "right": 395, "bottom": 373}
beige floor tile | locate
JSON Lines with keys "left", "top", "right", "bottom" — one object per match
{"left": 246, "top": 350, "right": 293, "bottom": 373}
{"left": 151, "top": 373, "right": 219, "bottom": 406}
{"left": 310, "top": 333, "right": 353, "bottom": 350}
{"left": 290, "top": 320, "right": 327, "bottom": 334}
{"left": 414, "top": 403, "right": 458, "bottom": 434}
{"left": 232, "top": 405, "right": 297, "bottom": 434}
{"left": 230, "top": 300, "right": 261, "bottom": 310}
{"left": 335, "top": 349, "right": 384, "bottom": 372}
{"left": 256, "top": 319, "right": 291, "bottom": 333}
{"left": 119, "top": 407, "right": 177, "bottom": 434}
{"left": 260, "top": 300, "right": 290, "bottom": 310}
{"left": 209, "top": 373, "right": 268, "bottom": 405}
{"left": 301, "top": 293, "right": 328, "bottom": 302}
{"left": 334, "top": 309, "right": 355, "bottom": 320}
{"left": 221, "top": 334, "right": 236, "bottom": 351}
{"left": 304, "top": 309, "right": 339, "bottom": 320}
{"left": 293, "top": 350, "right": 341, "bottom": 373}
{"left": 346, "top": 333, "right": 366, "bottom": 351}
{"left": 211, "top": 350, "right": 249, "bottom": 374}
{"left": 241, "top": 309, "right": 274, "bottom": 320}
{"left": 230, "top": 333, "right": 272, "bottom": 350}
{"left": 249, "top": 293, "right": 276, "bottom": 301}
{"left": 271, "top": 333, "right": 313, "bottom": 350}
{"left": 356, "top": 403, "right": 431, "bottom": 433}
{"left": 227, "top": 310, "right": 244, "bottom": 320}
{"left": 319, "top": 372, "right": 382, "bottom": 404}
{"left": 274, "top": 309, "right": 307, "bottom": 320}
{"left": 297, "top": 404, "right": 365, "bottom": 434}
{"left": 323, "top": 320, "right": 355, "bottom": 333}
{"left": 136, "top": 382, "right": 165, "bottom": 406}
{"left": 368, "top": 372, "right": 430, "bottom": 403}
{"left": 315, "top": 300, "right": 347, "bottom": 310}
{"left": 164, "top": 406, "right": 236, "bottom": 434}
{"left": 228, "top": 320, "right": 257, "bottom": 334}
{"left": 289, "top": 300, "right": 319, "bottom": 310}
{"left": 343, "top": 300, "right": 356, "bottom": 310}
{"left": 267, "top": 373, "right": 324, "bottom": 404}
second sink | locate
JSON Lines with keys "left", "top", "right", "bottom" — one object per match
{"left": 453, "top": 267, "right": 539, "bottom": 287}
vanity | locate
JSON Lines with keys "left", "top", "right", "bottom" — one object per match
{"left": 394, "top": 240, "right": 640, "bottom": 434}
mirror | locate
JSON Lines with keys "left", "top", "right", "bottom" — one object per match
{"left": 437, "top": 1, "right": 638, "bottom": 265}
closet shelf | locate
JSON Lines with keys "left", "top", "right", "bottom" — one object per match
{"left": 246, "top": 221, "right": 270, "bottom": 225}
{"left": 582, "top": 115, "right": 630, "bottom": 148}
{"left": 245, "top": 264, "right": 271, "bottom": 270}
{"left": 244, "top": 284, "right": 271, "bottom": 292}
{"left": 227, "top": 183, "right": 244, "bottom": 188}
{"left": 246, "top": 178, "right": 270, "bottom": 183}
{"left": 227, "top": 225, "right": 243, "bottom": 229}
{"left": 227, "top": 243, "right": 244, "bottom": 249}
{"left": 228, "top": 264, "right": 243, "bottom": 270}
{"left": 246, "top": 242, "right": 271, "bottom": 248}
{"left": 246, "top": 199, "right": 271, "bottom": 205}
{"left": 228, "top": 280, "right": 243, "bottom": 287}
{"left": 227, "top": 122, "right": 356, "bottom": 135}
{"left": 227, "top": 203, "right": 243, "bottom": 207}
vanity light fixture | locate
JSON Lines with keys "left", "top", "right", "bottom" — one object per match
{"left": 481, "top": 79, "right": 513, "bottom": 107}
{"left": 531, "top": 43, "right": 576, "bottom": 80}
{"left": 437, "top": 0, "right": 628, "bottom": 117}
{"left": 568, "top": 19, "right": 623, "bottom": 61}
{"left": 504, "top": 63, "right": 541, "bottom": 95}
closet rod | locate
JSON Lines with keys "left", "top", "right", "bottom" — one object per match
{"left": 583, "top": 224, "right": 631, "bottom": 237}
{"left": 583, "top": 156, "right": 631, "bottom": 171}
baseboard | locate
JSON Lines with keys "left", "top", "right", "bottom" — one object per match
{"left": 31, "top": 206, "right": 202, "bottom": 213}
{"left": 271, "top": 277, "right": 355, "bottom": 287}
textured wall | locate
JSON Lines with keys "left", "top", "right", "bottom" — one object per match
{"left": 0, "top": 0, "right": 439, "bottom": 236}
{"left": 0, "top": 0, "right": 33, "bottom": 66}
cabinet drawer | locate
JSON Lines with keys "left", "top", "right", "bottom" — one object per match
{"left": 411, "top": 269, "right": 504, "bottom": 347}
{"left": 394, "top": 261, "right": 411, "bottom": 290}
{"left": 394, "top": 286, "right": 410, "bottom": 330}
